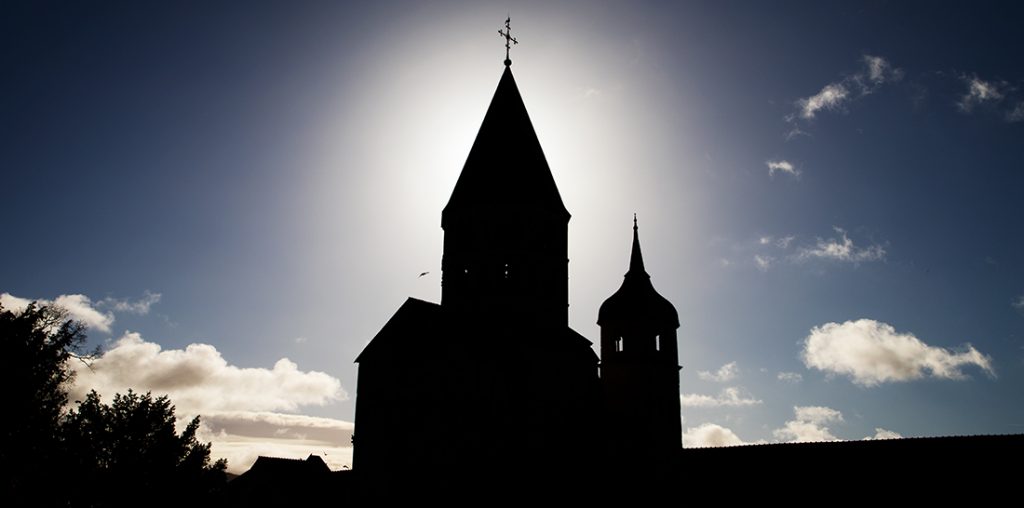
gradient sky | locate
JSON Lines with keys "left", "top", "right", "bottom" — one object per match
{"left": 3, "top": 1, "right": 1022, "bottom": 471}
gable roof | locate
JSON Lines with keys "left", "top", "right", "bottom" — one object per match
{"left": 356, "top": 297, "right": 598, "bottom": 364}
{"left": 355, "top": 298, "right": 444, "bottom": 364}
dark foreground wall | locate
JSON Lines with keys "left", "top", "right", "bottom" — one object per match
{"left": 224, "top": 434, "right": 1024, "bottom": 504}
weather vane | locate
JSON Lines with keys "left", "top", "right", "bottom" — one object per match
{"left": 498, "top": 16, "right": 518, "bottom": 66}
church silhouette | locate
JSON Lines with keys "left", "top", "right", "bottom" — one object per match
{"left": 353, "top": 43, "right": 682, "bottom": 480}
{"left": 225, "top": 23, "right": 1024, "bottom": 503}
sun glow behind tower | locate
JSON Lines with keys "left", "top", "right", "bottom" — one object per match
{"left": 299, "top": 8, "right": 707, "bottom": 348}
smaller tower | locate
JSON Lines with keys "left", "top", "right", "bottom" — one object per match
{"left": 599, "top": 216, "right": 681, "bottom": 458}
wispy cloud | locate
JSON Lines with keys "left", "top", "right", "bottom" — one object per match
{"left": 681, "top": 387, "right": 762, "bottom": 408}
{"left": 801, "top": 318, "right": 994, "bottom": 386}
{"left": 101, "top": 290, "right": 162, "bottom": 315}
{"left": 1007, "top": 102, "right": 1024, "bottom": 122}
{"left": 698, "top": 361, "right": 739, "bottom": 382}
{"left": 759, "top": 235, "right": 795, "bottom": 249}
{"left": 798, "top": 83, "right": 850, "bottom": 119}
{"left": 958, "top": 76, "right": 1005, "bottom": 112}
{"left": 777, "top": 371, "right": 803, "bottom": 383}
{"left": 790, "top": 54, "right": 902, "bottom": 123}
{"left": 721, "top": 228, "right": 885, "bottom": 271}
{"left": 863, "top": 55, "right": 902, "bottom": 84}
{"left": 766, "top": 159, "right": 800, "bottom": 178}
{"left": 796, "top": 226, "right": 886, "bottom": 263}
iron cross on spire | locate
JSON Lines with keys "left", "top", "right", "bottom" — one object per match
{"left": 498, "top": 16, "right": 518, "bottom": 66}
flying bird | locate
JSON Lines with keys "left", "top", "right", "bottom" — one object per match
{"left": 418, "top": 271, "right": 430, "bottom": 278}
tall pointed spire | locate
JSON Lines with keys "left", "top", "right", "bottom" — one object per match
{"left": 628, "top": 214, "right": 648, "bottom": 277}
{"left": 441, "top": 60, "right": 569, "bottom": 227}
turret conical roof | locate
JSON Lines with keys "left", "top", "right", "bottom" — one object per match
{"left": 598, "top": 218, "right": 679, "bottom": 331}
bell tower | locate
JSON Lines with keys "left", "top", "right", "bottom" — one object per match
{"left": 440, "top": 45, "right": 569, "bottom": 330}
{"left": 599, "top": 216, "right": 682, "bottom": 457}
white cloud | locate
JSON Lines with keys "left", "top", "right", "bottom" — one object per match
{"left": 70, "top": 332, "right": 349, "bottom": 473}
{"left": 796, "top": 226, "right": 885, "bottom": 263}
{"left": 682, "top": 423, "right": 745, "bottom": 447}
{"left": 199, "top": 411, "right": 353, "bottom": 473}
{"left": 789, "top": 55, "right": 900, "bottom": 125}
{"left": 0, "top": 292, "right": 32, "bottom": 310}
{"left": 681, "top": 387, "right": 761, "bottom": 408}
{"left": 795, "top": 405, "right": 843, "bottom": 424}
{"left": 772, "top": 405, "right": 843, "bottom": 442}
{"left": 686, "top": 411, "right": 903, "bottom": 448}
{"left": 776, "top": 235, "right": 795, "bottom": 249}
{"left": 860, "top": 55, "right": 902, "bottom": 88}
{"left": 202, "top": 411, "right": 354, "bottom": 432}
{"left": 864, "top": 428, "right": 902, "bottom": 440}
{"left": 798, "top": 83, "right": 850, "bottom": 119}
{"left": 777, "top": 371, "right": 803, "bottom": 383}
{"left": 2, "top": 292, "right": 114, "bottom": 332}
{"left": 698, "top": 361, "right": 739, "bottom": 382}
{"left": 71, "top": 332, "right": 346, "bottom": 412}
{"left": 801, "top": 319, "right": 995, "bottom": 386}
{"left": 53, "top": 295, "right": 114, "bottom": 332}
{"left": 101, "top": 291, "right": 162, "bottom": 315}
{"left": 754, "top": 255, "right": 772, "bottom": 272}
{"left": 766, "top": 159, "right": 800, "bottom": 178}
{"left": 958, "top": 76, "right": 1004, "bottom": 112}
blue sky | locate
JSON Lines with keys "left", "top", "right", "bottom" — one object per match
{"left": 2, "top": 1, "right": 1022, "bottom": 471}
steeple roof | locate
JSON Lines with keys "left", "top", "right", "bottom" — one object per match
{"left": 598, "top": 218, "right": 679, "bottom": 331}
{"left": 629, "top": 214, "right": 647, "bottom": 276}
{"left": 441, "top": 65, "right": 570, "bottom": 227}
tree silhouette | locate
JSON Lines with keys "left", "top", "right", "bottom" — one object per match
{"left": 63, "top": 390, "right": 227, "bottom": 507}
{"left": 1, "top": 302, "right": 226, "bottom": 507}
{"left": 1, "top": 301, "right": 87, "bottom": 503}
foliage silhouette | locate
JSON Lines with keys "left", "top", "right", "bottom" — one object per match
{"left": 1, "top": 301, "right": 88, "bottom": 503}
{"left": 63, "top": 390, "right": 227, "bottom": 507}
{"left": 1, "top": 301, "right": 225, "bottom": 507}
